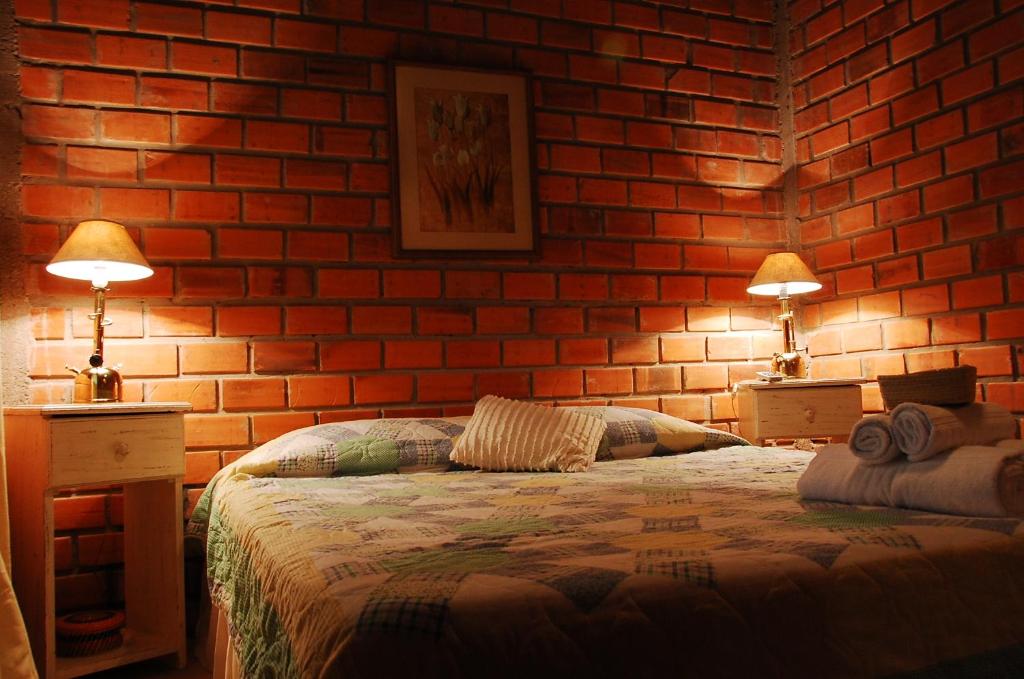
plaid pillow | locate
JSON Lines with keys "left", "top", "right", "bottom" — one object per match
{"left": 237, "top": 417, "right": 470, "bottom": 478}
{"left": 569, "top": 406, "right": 749, "bottom": 461}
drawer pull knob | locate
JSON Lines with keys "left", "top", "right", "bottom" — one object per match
{"left": 113, "top": 442, "right": 131, "bottom": 460}
{"left": 804, "top": 407, "right": 816, "bottom": 423}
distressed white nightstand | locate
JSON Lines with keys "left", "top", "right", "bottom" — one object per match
{"left": 735, "top": 379, "right": 866, "bottom": 446}
{"left": 3, "top": 402, "right": 190, "bottom": 679}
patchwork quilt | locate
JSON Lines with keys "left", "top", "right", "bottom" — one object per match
{"left": 196, "top": 445, "right": 1024, "bottom": 678}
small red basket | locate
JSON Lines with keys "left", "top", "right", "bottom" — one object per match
{"left": 56, "top": 609, "right": 125, "bottom": 657}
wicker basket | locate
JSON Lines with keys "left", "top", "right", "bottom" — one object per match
{"left": 877, "top": 365, "right": 977, "bottom": 410}
{"left": 56, "top": 609, "right": 125, "bottom": 657}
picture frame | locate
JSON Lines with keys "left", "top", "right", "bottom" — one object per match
{"left": 390, "top": 62, "right": 538, "bottom": 257}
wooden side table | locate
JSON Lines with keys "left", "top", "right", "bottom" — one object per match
{"left": 3, "top": 402, "right": 190, "bottom": 679}
{"left": 735, "top": 378, "right": 866, "bottom": 446}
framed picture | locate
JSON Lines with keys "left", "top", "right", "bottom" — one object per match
{"left": 390, "top": 62, "right": 538, "bottom": 256}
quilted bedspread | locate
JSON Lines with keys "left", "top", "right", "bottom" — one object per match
{"left": 200, "top": 447, "right": 1024, "bottom": 678}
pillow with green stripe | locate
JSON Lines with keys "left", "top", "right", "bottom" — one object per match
{"left": 569, "top": 406, "right": 749, "bottom": 461}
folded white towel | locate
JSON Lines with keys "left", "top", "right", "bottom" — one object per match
{"left": 849, "top": 414, "right": 900, "bottom": 465}
{"left": 797, "top": 440, "right": 1024, "bottom": 517}
{"left": 891, "top": 402, "right": 1018, "bottom": 462}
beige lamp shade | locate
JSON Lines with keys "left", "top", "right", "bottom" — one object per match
{"left": 46, "top": 220, "right": 153, "bottom": 286}
{"left": 746, "top": 252, "right": 822, "bottom": 296}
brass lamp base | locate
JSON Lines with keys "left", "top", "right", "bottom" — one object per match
{"left": 770, "top": 351, "right": 807, "bottom": 379}
{"left": 772, "top": 294, "right": 808, "bottom": 379}
{"left": 69, "top": 357, "right": 123, "bottom": 403}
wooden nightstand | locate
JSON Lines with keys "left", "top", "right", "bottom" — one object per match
{"left": 3, "top": 402, "right": 190, "bottom": 679}
{"left": 735, "top": 379, "right": 866, "bottom": 446}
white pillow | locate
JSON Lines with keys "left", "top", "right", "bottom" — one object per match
{"left": 450, "top": 395, "right": 606, "bottom": 472}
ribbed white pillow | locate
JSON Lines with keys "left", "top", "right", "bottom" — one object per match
{"left": 450, "top": 395, "right": 607, "bottom": 472}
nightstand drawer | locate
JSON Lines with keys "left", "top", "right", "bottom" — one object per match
{"left": 751, "top": 386, "right": 861, "bottom": 439}
{"left": 49, "top": 415, "right": 184, "bottom": 487}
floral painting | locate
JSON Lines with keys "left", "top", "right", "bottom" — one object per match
{"left": 414, "top": 88, "right": 514, "bottom": 233}
{"left": 392, "top": 64, "right": 536, "bottom": 255}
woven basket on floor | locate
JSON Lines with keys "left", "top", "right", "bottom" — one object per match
{"left": 877, "top": 365, "right": 977, "bottom": 410}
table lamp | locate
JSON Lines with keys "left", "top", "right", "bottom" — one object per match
{"left": 46, "top": 220, "right": 153, "bottom": 403}
{"left": 746, "top": 252, "right": 822, "bottom": 379}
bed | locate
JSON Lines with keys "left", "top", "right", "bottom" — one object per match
{"left": 192, "top": 416, "right": 1024, "bottom": 679}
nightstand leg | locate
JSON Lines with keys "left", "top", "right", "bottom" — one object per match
{"left": 123, "top": 479, "right": 187, "bottom": 668}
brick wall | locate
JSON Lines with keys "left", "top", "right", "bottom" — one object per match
{"left": 11, "top": 0, "right": 785, "bottom": 610}
{"left": 790, "top": 0, "right": 1024, "bottom": 419}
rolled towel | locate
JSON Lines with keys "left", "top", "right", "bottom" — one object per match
{"left": 797, "top": 439, "right": 1024, "bottom": 517}
{"left": 891, "top": 402, "right": 1018, "bottom": 462}
{"left": 849, "top": 414, "right": 900, "bottom": 465}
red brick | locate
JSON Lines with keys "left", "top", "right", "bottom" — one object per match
{"left": 252, "top": 341, "right": 315, "bottom": 372}
{"left": 244, "top": 193, "right": 308, "bottom": 223}
{"left": 914, "top": 110, "right": 964, "bottom": 150}
{"left": 969, "top": 12, "right": 1024, "bottom": 61}
{"left": 923, "top": 174, "right": 974, "bottom": 213}
{"left": 22, "top": 185, "right": 94, "bottom": 219}
{"left": 59, "top": 0, "right": 129, "bottom": 29}
{"left": 947, "top": 134, "right": 1000, "bottom": 175}
{"left": 894, "top": 151, "right": 941, "bottom": 187}
{"left": 503, "top": 339, "right": 555, "bottom": 367}
{"left": 933, "top": 313, "right": 978, "bottom": 346}
{"left": 176, "top": 115, "right": 243, "bottom": 148}
{"left": 968, "top": 89, "right": 1023, "bottom": 132}
{"left": 638, "top": 307, "right": 685, "bottom": 332}
{"left": 380, "top": 340, "right": 442, "bottom": 369}
{"left": 145, "top": 152, "right": 210, "bottom": 184}
{"left": 66, "top": 147, "right": 136, "bottom": 182}
{"left": 380, "top": 270, "right": 439, "bottom": 299}
{"left": 892, "top": 85, "right": 939, "bottom": 126}
{"left": 948, "top": 205, "right": 998, "bottom": 241}
{"left": 610, "top": 274, "right": 657, "bottom": 301}
{"left": 959, "top": 345, "right": 1013, "bottom": 377}
{"left": 97, "top": 34, "right": 167, "bottom": 70}
{"left": 180, "top": 342, "right": 247, "bottom": 374}
{"left": 532, "top": 369, "right": 583, "bottom": 399}
{"left": 942, "top": 63, "right": 994, "bottom": 106}
{"left": 916, "top": 41, "right": 963, "bottom": 85}
{"left": 216, "top": 155, "right": 281, "bottom": 188}
{"left": 144, "top": 227, "right": 209, "bottom": 260}
{"left": 987, "top": 309, "right": 1024, "bottom": 340}
{"left": 214, "top": 83, "right": 277, "bottom": 116}
{"left": 858, "top": 291, "right": 902, "bottom": 320}
{"left": 952, "top": 275, "right": 1003, "bottom": 309}
{"left": 903, "top": 283, "right": 951, "bottom": 316}
{"left": 136, "top": 1, "right": 201, "bottom": 35}
{"left": 421, "top": 307, "right": 476, "bottom": 335}
{"left": 101, "top": 111, "right": 171, "bottom": 144}
{"left": 884, "top": 318, "right": 930, "bottom": 349}
{"left": 415, "top": 373, "right": 472, "bottom": 403}
{"left": 175, "top": 190, "right": 240, "bottom": 222}
{"left": 877, "top": 255, "right": 920, "bottom": 288}
{"left": 558, "top": 338, "right": 608, "bottom": 365}
{"left": 173, "top": 42, "right": 237, "bottom": 77}
{"left": 217, "top": 306, "right": 281, "bottom": 337}
{"left": 980, "top": 159, "right": 1024, "bottom": 198}
{"left": 853, "top": 166, "right": 893, "bottom": 199}
{"left": 252, "top": 413, "right": 316, "bottom": 446}
{"left": 222, "top": 379, "right": 286, "bottom": 411}
{"left": 148, "top": 307, "right": 213, "bottom": 337}
{"left": 19, "top": 66, "right": 59, "bottom": 102}
{"left": 878, "top": 190, "right": 921, "bottom": 224}
{"left": 892, "top": 19, "right": 936, "bottom": 62}
{"left": 350, "top": 306, "right": 412, "bottom": 335}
